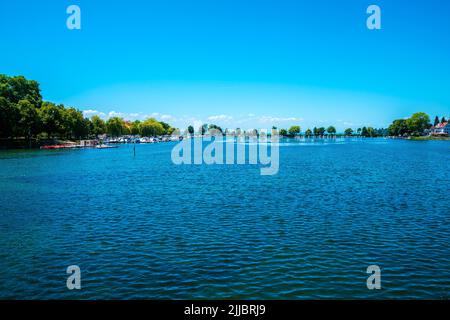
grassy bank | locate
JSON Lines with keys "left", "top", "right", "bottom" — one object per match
{"left": 409, "top": 136, "right": 450, "bottom": 141}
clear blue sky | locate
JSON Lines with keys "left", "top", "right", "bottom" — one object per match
{"left": 1, "top": 0, "right": 449, "bottom": 130}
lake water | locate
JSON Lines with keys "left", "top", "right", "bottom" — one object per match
{"left": 0, "top": 138, "right": 449, "bottom": 299}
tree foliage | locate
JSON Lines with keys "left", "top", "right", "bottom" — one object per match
{"left": 388, "top": 113, "right": 431, "bottom": 137}
{"left": 434, "top": 116, "right": 440, "bottom": 126}
{"left": 140, "top": 118, "right": 165, "bottom": 137}
{"left": 326, "top": 126, "right": 336, "bottom": 135}
{"left": 38, "top": 102, "right": 65, "bottom": 138}
{"left": 91, "top": 115, "right": 107, "bottom": 137}
{"left": 0, "top": 74, "right": 42, "bottom": 107}
{"left": 406, "top": 112, "right": 431, "bottom": 136}
{"left": 0, "top": 73, "right": 180, "bottom": 143}
{"left": 288, "top": 125, "right": 301, "bottom": 136}
{"left": 344, "top": 128, "right": 353, "bottom": 136}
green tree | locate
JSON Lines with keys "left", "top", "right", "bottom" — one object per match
{"left": 317, "top": 127, "right": 326, "bottom": 136}
{"left": 0, "top": 96, "right": 18, "bottom": 138}
{"left": 91, "top": 115, "right": 107, "bottom": 137}
{"left": 367, "top": 127, "right": 376, "bottom": 137}
{"left": 326, "top": 126, "right": 336, "bottom": 136}
{"left": 187, "top": 125, "right": 194, "bottom": 135}
{"left": 0, "top": 74, "right": 179, "bottom": 144}
{"left": 406, "top": 112, "right": 431, "bottom": 136}
{"left": 361, "top": 127, "right": 368, "bottom": 137}
{"left": 200, "top": 124, "right": 208, "bottom": 135}
{"left": 441, "top": 116, "right": 447, "bottom": 124}
{"left": 313, "top": 127, "right": 318, "bottom": 136}
{"left": 16, "top": 99, "right": 40, "bottom": 139}
{"left": 305, "top": 128, "right": 312, "bottom": 137}
{"left": 38, "top": 102, "right": 64, "bottom": 138}
{"left": 288, "top": 125, "right": 301, "bottom": 136}
{"left": 1, "top": 74, "right": 43, "bottom": 140}
{"left": 208, "top": 124, "right": 223, "bottom": 134}
{"left": 166, "top": 127, "right": 176, "bottom": 135}
{"left": 279, "top": 128, "right": 288, "bottom": 136}
{"left": 434, "top": 116, "right": 440, "bottom": 126}
{"left": 130, "top": 120, "right": 141, "bottom": 135}
{"left": 140, "top": 118, "right": 164, "bottom": 136}
{"left": 344, "top": 128, "right": 353, "bottom": 136}
{"left": 159, "top": 121, "right": 174, "bottom": 135}
{"left": 0, "top": 74, "right": 42, "bottom": 107}
{"left": 84, "top": 118, "right": 93, "bottom": 138}
{"left": 376, "top": 128, "right": 388, "bottom": 137}
{"left": 106, "top": 117, "right": 125, "bottom": 137}
{"left": 64, "top": 107, "right": 89, "bottom": 139}
{"left": 122, "top": 121, "right": 132, "bottom": 135}
{"left": 388, "top": 119, "right": 408, "bottom": 136}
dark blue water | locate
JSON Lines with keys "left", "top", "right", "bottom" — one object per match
{"left": 0, "top": 139, "right": 449, "bottom": 299}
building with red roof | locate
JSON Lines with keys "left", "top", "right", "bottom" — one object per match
{"left": 430, "top": 122, "right": 450, "bottom": 136}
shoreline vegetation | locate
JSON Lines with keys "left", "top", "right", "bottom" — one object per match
{"left": 408, "top": 135, "right": 450, "bottom": 141}
{"left": 1, "top": 74, "right": 449, "bottom": 149}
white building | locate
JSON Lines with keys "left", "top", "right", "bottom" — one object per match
{"left": 430, "top": 122, "right": 450, "bottom": 136}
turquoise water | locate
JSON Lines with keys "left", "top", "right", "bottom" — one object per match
{"left": 0, "top": 139, "right": 449, "bottom": 299}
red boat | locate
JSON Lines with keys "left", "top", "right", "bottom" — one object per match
{"left": 40, "top": 144, "right": 74, "bottom": 150}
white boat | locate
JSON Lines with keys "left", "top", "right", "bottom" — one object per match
{"left": 96, "top": 145, "right": 118, "bottom": 149}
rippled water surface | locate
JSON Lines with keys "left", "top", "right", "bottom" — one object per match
{"left": 0, "top": 139, "right": 449, "bottom": 299}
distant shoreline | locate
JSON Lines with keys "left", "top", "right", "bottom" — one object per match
{"left": 1, "top": 135, "right": 449, "bottom": 151}
{"left": 407, "top": 136, "right": 450, "bottom": 141}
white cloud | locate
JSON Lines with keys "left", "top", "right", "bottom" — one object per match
{"left": 257, "top": 116, "right": 304, "bottom": 123}
{"left": 82, "top": 110, "right": 178, "bottom": 122}
{"left": 108, "top": 111, "right": 125, "bottom": 118}
{"left": 207, "top": 114, "right": 233, "bottom": 122}
{"left": 82, "top": 109, "right": 106, "bottom": 118}
{"left": 82, "top": 110, "right": 305, "bottom": 130}
{"left": 160, "top": 114, "right": 174, "bottom": 121}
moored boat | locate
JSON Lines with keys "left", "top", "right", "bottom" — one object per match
{"left": 40, "top": 144, "right": 75, "bottom": 150}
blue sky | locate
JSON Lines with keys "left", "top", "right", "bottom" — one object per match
{"left": 1, "top": 0, "right": 449, "bottom": 130}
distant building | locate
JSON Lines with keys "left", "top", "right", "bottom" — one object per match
{"left": 79, "top": 140, "right": 98, "bottom": 147}
{"left": 430, "top": 122, "right": 450, "bottom": 136}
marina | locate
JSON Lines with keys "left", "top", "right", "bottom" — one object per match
{"left": 39, "top": 135, "right": 183, "bottom": 150}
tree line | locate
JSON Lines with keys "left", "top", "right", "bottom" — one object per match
{"left": 0, "top": 74, "right": 176, "bottom": 142}
{"left": 275, "top": 112, "right": 439, "bottom": 138}
{"left": 1, "top": 74, "right": 443, "bottom": 143}
{"left": 275, "top": 125, "right": 387, "bottom": 138}
{"left": 184, "top": 124, "right": 388, "bottom": 138}
{"left": 387, "top": 112, "right": 434, "bottom": 137}
{"left": 433, "top": 115, "right": 447, "bottom": 126}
